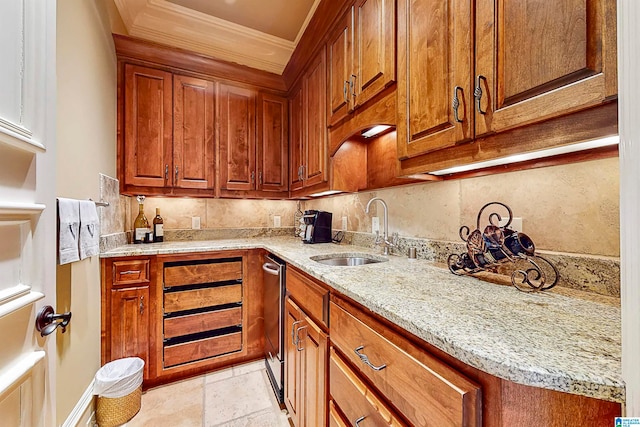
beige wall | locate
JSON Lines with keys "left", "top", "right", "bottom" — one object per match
{"left": 305, "top": 157, "right": 620, "bottom": 257}
{"left": 56, "top": 0, "right": 117, "bottom": 424}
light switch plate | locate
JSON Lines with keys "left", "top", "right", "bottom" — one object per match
{"left": 372, "top": 217, "right": 380, "bottom": 234}
{"left": 341, "top": 216, "right": 348, "bottom": 231}
{"left": 274, "top": 216, "right": 281, "bottom": 227}
{"left": 191, "top": 217, "right": 201, "bottom": 229}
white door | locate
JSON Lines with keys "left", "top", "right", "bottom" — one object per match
{"left": 0, "top": 0, "right": 57, "bottom": 426}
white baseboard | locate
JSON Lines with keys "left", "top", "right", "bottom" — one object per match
{"left": 61, "top": 379, "right": 95, "bottom": 427}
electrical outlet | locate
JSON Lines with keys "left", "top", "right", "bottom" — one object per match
{"left": 273, "top": 215, "right": 281, "bottom": 227}
{"left": 341, "top": 216, "right": 348, "bottom": 231}
{"left": 191, "top": 216, "right": 201, "bottom": 230}
{"left": 372, "top": 217, "right": 380, "bottom": 234}
{"left": 499, "top": 217, "right": 523, "bottom": 232}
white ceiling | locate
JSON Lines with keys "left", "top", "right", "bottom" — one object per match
{"left": 112, "top": 0, "right": 320, "bottom": 74}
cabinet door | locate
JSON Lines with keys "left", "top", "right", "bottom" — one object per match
{"left": 173, "top": 75, "right": 215, "bottom": 190}
{"left": 285, "top": 298, "right": 303, "bottom": 427}
{"left": 303, "top": 49, "right": 328, "bottom": 187}
{"left": 301, "top": 313, "right": 328, "bottom": 427}
{"left": 474, "top": 0, "right": 617, "bottom": 135}
{"left": 327, "top": 8, "right": 354, "bottom": 127}
{"left": 353, "top": 0, "right": 396, "bottom": 107}
{"left": 124, "top": 64, "right": 173, "bottom": 187}
{"left": 110, "top": 287, "right": 149, "bottom": 380}
{"left": 219, "top": 84, "right": 257, "bottom": 192}
{"left": 289, "top": 85, "right": 305, "bottom": 192}
{"left": 257, "top": 93, "right": 288, "bottom": 193}
{"left": 396, "top": 0, "right": 473, "bottom": 160}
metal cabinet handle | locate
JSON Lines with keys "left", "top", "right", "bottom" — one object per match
{"left": 343, "top": 80, "right": 349, "bottom": 103}
{"left": 262, "top": 262, "right": 280, "bottom": 276}
{"left": 295, "top": 325, "right": 307, "bottom": 351}
{"left": 301, "top": 165, "right": 306, "bottom": 181}
{"left": 350, "top": 74, "right": 357, "bottom": 99}
{"left": 354, "top": 346, "right": 386, "bottom": 371}
{"left": 175, "top": 166, "right": 179, "bottom": 183}
{"left": 139, "top": 296, "right": 144, "bottom": 314}
{"left": 474, "top": 75, "right": 487, "bottom": 115}
{"left": 452, "top": 86, "right": 464, "bottom": 123}
{"left": 120, "top": 270, "right": 141, "bottom": 275}
{"left": 354, "top": 416, "right": 366, "bottom": 427}
{"left": 251, "top": 170, "right": 255, "bottom": 185}
{"left": 258, "top": 171, "right": 263, "bottom": 185}
{"left": 291, "top": 320, "right": 304, "bottom": 345}
{"left": 165, "top": 164, "right": 169, "bottom": 180}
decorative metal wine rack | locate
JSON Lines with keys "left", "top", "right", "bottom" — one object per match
{"left": 447, "top": 202, "right": 559, "bottom": 292}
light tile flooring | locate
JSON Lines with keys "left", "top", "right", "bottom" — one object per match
{"left": 124, "top": 361, "right": 291, "bottom": 427}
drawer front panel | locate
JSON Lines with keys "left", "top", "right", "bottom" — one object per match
{"left": 113, "top": 259, "right": 150, "bottom": 286}
{"left": 164, "top": 331, "right": 242, "bottom": 367}
{"left": 330, "top": 349, "right": 405, "bottom": 427}
{"left": 164, "top": 284, "right": 242, "bottom": 313}
{"left": 164, "top": 260, "right": 242, "bottom": 288}
{"left": 287, "top": 267, "right": 329, "bottom": 328}
{"left": 164, "top": 307, "right": 242, "bottom": 339}
{"left": 330, "top": 302, "right": 480, "bottom": 427}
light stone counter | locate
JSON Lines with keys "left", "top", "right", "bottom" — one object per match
{"left": 101, "top": 236, "right": 624, "bottom": 403}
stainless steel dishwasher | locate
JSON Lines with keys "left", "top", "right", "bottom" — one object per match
{"left": 263, "top": 253, "right": 285, "bottom": 404}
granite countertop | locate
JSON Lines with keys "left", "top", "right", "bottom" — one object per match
{"left": 102, "top": 236, "right": 624, "bottom": 403}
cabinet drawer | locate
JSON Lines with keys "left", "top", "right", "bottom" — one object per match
{"left": 287, "top": 267, "right": 329, "bottom": 328}
{"left": 330, "top": 302, "right": 480, "bottom": 427}
{"left": 113, "top": 259, "right": 150, "bottom": 286}
{"left": 164, "top": 260, "right": 242, "bottom": 288}
{"left": 164, "top": 284, "right": 242, "bottom": 313}
{"left": 164, "top": 331, "right": 242, "bottom": 367}
{"left": 164, "top": 307, "right": 242, "bottom": 339}
{"left": 330, "top": 349, "right": 405, "bottom": 427}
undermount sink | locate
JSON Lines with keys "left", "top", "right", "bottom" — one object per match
{"left": 310, "top": 253, "right": 388, "bottom": 266}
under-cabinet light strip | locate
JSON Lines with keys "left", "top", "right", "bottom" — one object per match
{"left": 429, "top": 135, "right": 620, "bottom": 176}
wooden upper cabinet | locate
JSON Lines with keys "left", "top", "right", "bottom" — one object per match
{"left": 123, "top": 64, "right": 173, "bottom": 188}
{"left": 328, "top": 9, "right": 354, "bottom": 127}
{"left": 353, "top": 0, "right": 396, "bottom": 106}
{"left": 218, "top": 84, "right": 257, "bottom": 193}
{"left": 173, "top": 75, "right": 215, "bottom": 190}
{"left": 396, "top": 0, "right": 473, "bottom": 159}
{"left": 303, "top": 49, "right": 328, "bottom": 188}
{"left": 289, "top": 84, "right": 305, "bottom": 192}
{"left": 474, "top": 0, "right": 617, "bottom": 136}
{"left": 257, "top": 93, "right": 288, "bottom": 193}
{"left": 327, "top": 0, "right": 396, "bottom": 127}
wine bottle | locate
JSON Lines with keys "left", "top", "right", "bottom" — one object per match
{"left": 153, "top": 208, "right": 164, "bottom": 242}
{"left": 133, "top": 195, "right": 149, "bottom": 244}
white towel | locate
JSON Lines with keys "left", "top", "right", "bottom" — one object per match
{"left": 79, "top": 200, "right": 100, "bottom": 259}
{"left": 57, "top": 198, "right": 80, "bottom": 265}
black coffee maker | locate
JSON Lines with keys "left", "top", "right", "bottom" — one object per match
{"left": 301, "top": 210, "right": 332, "bottom": 243}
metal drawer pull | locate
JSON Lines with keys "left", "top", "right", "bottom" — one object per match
{"left": 354, "top": 346, "right": 386, "bottom": 371}
{"left": 474, "top": 75, "right": 487, "bottom": 115}
{"left": 139, "top": 296, "right": 144, "bottom": 314}
{"left": 120, "top": 270, "right": 141, "bottom": 275}
{"left": 291, "top": 320, "right": 304, "bottom": 345}
{"left": 354, "top": 416, "right": 366, "bottom": 427}
{"left": 452, "top": 86, "right": 463, "bottom": 123}
{"left": 295, "top": 326, "right": 307, "bottom": 351}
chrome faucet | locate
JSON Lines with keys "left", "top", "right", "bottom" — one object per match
{"left": 365, "top": 197, "right": 396, "bottom": 255}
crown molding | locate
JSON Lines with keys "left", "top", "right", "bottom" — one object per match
{"left": 113, "top": 0, "right": 311, "bottom": 74}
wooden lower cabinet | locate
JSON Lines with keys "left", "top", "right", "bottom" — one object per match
{"left": 101, "top": 250, "right": 264, "bottom": 388}
{"left": 284, "top": 297, "right": 328, "bottom": 427}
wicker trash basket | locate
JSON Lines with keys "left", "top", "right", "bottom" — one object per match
{"left": 96, "top": 385, "right": 142, "bottom": 427}
{"left": 94, "top": 357, "right": 144, "bottom": 427}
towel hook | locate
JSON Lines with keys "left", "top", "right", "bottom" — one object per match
{"left": 36, "top": 305, "right": 72, "bottom": 337}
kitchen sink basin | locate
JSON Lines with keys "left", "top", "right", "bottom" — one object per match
{"left": 310, "top": 253, "right": 388, "bottom": 266}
